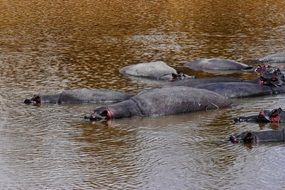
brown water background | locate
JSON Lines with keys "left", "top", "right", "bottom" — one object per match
{"left": 1, "top": 0, "right": 285, "bottom": 189}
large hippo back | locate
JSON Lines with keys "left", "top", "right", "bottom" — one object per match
{"left": 119, "top": 61, "right": 177, "bottom": 80}
{"left": 184, "top": 58, "right": 251, "bottom": 71}
{"left": 131, "top": 86, "right": 231, "bottom": 117}
{"left": 167, "top": 77, "right": 248, "bottom": 87}
{"left": 194, "top": 82, "right": 273, "bottom": 98}
{"left": 58, "top": 89, "right": 132, "bottom": 104}
{"left": 258, "top": 52, "right": 285, "bottom": 63}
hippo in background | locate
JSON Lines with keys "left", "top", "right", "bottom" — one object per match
{"left": 184, "top": 58, "right": 253, "bottom": 71}
{"left": 119, "top": 61, "right": 194, "bottom": 81}
{"left": 166, "top": 77, "right": 249, "bottom": 87}
{"left": 24, "top": 88, "right": 133, "bottom": 106}
{"left": 84, "top": 86, "right": 231, "bottom": 121}
{"left": 234, "top": 108, "right": 285, "bottom": 123}
{"left": 193, "top": 81, "right": 280, "bottom": 98}
{"left": 258, "top": 52, "right": 285, "bottom": 63}
{"left": 169, "top": 64, "right": 285, "bottom": 98}
{"left": 229, "top": 128, "right": 285, "bottom": 144}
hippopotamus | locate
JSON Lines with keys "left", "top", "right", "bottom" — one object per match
{"left": 258, "top": 52, "right": 285, "bottom": 63}
{"left": 119, "top": 61, "right": 194, "bottom": 81}
{"left": 84, "top": 86, "right": 231, "bottom": 121}
{"left": 166, "top": 77, "right": 249, "bottom": 88}
{"left": 184, "top": 58, "right": 253, "bottom": 71}
{"left": 193, "top": 81, "right": 285, "bottom": 98}
{"left": 234, "top": 108, "right": 285, "bottom": 123}
{"left": 24, "top": 88, "right": 133, "bottom": 105}
{"left": 168, "top": 64, "right": 285, "bottom": 98}
{"left": 255, "top": 64, "right": 285, "bottom": 86}
{"left": 229, "top": 128, "right": 285, "bottom": 144}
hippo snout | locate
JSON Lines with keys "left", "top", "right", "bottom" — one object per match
{"left": 85, "top": 107, "right": 113, "bottom": 121}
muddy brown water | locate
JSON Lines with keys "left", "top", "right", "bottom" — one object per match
{"left": 1, "top": 0, "right": 285, "bottom": 189}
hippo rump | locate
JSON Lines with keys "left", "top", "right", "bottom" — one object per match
{"left": 234, "top": 108, "right": 285, "bottom": 123}
{"left": 24, "top": 88, "right": 133, "bottom": 105}
{"left": 184, "top": 58, "right": 253, "bottom": 71}
{"left": 258, "top": 52, "right": 285, "bottom": 63}
{"left": 229, "top": 128, "right": 285, "bottom": 144}
{"left": 85, "top": 86, "right": 231, "bottom": 121}
{"left": 119, "top": 61, "right": 194, "bottom": 81}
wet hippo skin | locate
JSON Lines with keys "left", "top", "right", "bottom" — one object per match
{"left": 85, "top": 86, "right": 231, "bottom": 121}
{"left": 24, "top": 88, "right": 133, "bottom": 105}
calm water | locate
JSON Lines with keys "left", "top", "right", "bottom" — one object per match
{"left": 1, "top": 0, "right": 285, "bottom": 189}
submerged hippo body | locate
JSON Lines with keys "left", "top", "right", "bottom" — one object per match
{"left": 86, "top": 86, "right": 231, "bottom": 121}
{"left": 184, "top": 58, "right": 252, "bottom": 71}
{"left": 119, "top": 61, "right": 193, "bottom": 80}
{"left": 234, "top": 108, "right": 285, "bottom": 123}
{"left": 24, "top": 89, "right": 132, "bottom": 105}
{"left": 258, "top": 52, "right": 285, "bottom": 63}
{"left": 193, "top": 81, "right": 283, "bottom": 98}
{"left": 167, "top": 77, "right": 248, "bottom": 88}
{"left": 229, "top": 128, "right": 285, "bottom": 144}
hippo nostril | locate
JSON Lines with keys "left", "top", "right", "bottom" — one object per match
{"left": 24, "top": 99, "right": 32, "bottom": 105}
{"left": 89, "top": 112, "right": 106, "bottom": 121}
{"left": 229, "top": 135, "right": 239, "bottom": 143}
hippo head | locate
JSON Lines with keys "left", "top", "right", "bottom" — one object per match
{"left": 85, "top": 107, "right": 113, "bottom": 121}
{"left": 229, "top": 131, "right": 257, "bottom": 144}
{"left": 171, "top": 71, "right": 195, "bottom": 81}
{"left": 255, "top": 64, "right": 284, "bottom": 86}
{"left": 24, "top": 95, "right": 41, "bottom": 106}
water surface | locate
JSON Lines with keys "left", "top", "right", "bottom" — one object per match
{"left": 1, "top": 0, "right": 285, "bottom": 189}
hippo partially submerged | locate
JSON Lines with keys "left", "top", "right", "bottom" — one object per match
{"left": 119, "top": 61, "right": 194, "bottom": 81}
{"left": 85, "top": 86, "right": 231, "bottom": 121}
{"left": 258, "top": 52, "right": 285, "bottom": 63}
{"left": 169, "top": 64, "right": 285, "bottom": 98}
{"left": 193, "top": 81, "right": 285, "bottom": 98}
{"left": 166, "top": 77, "right": 247, "bottom": 87}
{"left": 229, "top": 128, "right": 285, "bottom": 144}
{"left": 184, "top": 58, "right": 252, "bottom": 71}
{"left": 234, "top": 108, "right": 284, "bottom": 123}
{"left": 24, "top": 89, "right": 132, "bottom": 105}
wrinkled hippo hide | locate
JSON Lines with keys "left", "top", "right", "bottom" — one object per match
{"left": 86, "top": 86, "right": 231, "bottom": 121}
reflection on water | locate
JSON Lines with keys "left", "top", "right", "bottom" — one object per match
{"left": 1, "top": 0, "right": 285, "bottom": 189}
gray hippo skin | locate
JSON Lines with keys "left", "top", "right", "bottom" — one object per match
{"left": 184, "top": 58, "right": 253, "bottom": 71}
{"left": 119, "top": 61, "right": 194, "bottom": 80}
{"left": 234, "top": 108, "right": 284, "bottom": 123}
{"left": 167, "top": 77, "right": 250, "bottom": 88}
{"left": 85, "top": 86, "right": 231, "bottom": 121}
{"left": 258, "top": 52, "right": 285, "bottom": 63}
{"left": 193, "top": 81, "right": 285, "bottom": 98}
{"left": 229, "top": 128, "right": 285, "bottom": 144}
{"left": 24, "top": 89, "right": 133, "bottom": 105}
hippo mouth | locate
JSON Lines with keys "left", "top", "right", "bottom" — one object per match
{"left": 85, "top": 107, "right": 113, "bottom": 121}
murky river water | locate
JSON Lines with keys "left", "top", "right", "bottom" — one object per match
{"left": 1, "top": 0, "right": 285, "bottom": 189}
